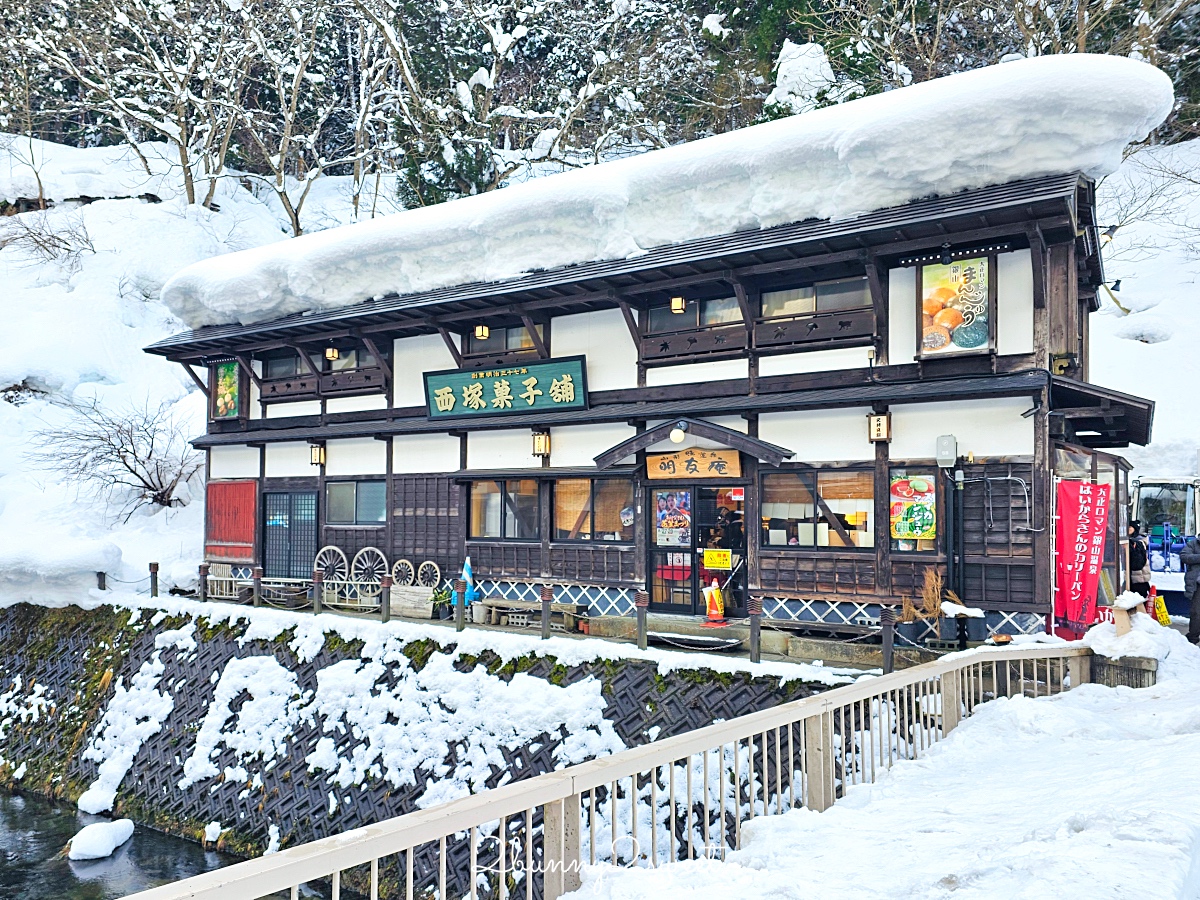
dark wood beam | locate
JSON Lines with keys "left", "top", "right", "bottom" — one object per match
{"left": 1051, "top": 406, "right": 1125, "bottom": 419}
{"left": 235, "top": 354, "right": 263, "bottom": 389}
{"left": 436, "top": 327, "right": 463, "bottom": 367}
{"left": 285, "top": 343, "right": 321, "bottom": 376}
{"left": 519, "top": 312, "right": 550, "bottom": 358}
{"left": 181, "top": 363, "right": 209, "bottom": 397}
{"left": 360, "top": 335, "right": 392, "bottom": 382}
{"left": 1027, "top": 225, "right": 1047, "bottom": 309}
{"left": 863, "top": 254, "right": 888, "bottom": 365}
{"left": 616, "top": 299, "right": 641, "bottom": 346}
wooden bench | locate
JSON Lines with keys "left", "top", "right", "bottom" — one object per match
{"left": 481, "top": 597, "right": 588, "bottom": 630}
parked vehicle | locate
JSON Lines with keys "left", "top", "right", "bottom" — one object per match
{"left": 1131, "top": 475, "right": 1200, "bottom": 612}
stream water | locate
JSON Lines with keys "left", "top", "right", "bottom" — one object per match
{"left": 0, "top": 790, "right": 239, "bottom": 900}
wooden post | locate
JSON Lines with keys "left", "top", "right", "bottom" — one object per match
{"left": 541, "top": 584, "right": 554, "bottom": 640}
{"left": 880, "top": 606, "right": 895, "bottom": 675}
{"left": 380, "top": 574, "right": 392, "bottom": 623}
{"left": 197, "top": 564, "right": 208, "bottom": 603}
{"left": 803, "top": 711, "right": 836, "bottom": 812}
{"left": 96, "top": 571, "right": 107, "bottom": 591}
{"left": 252, "top": 566, "right": 263, "bottom": 608}
{"left": 312, "top": 569, "right": 323, "bottom": 614}
{"left": 1067, "top": 652, "right": 1091, "bottom": 689}
{"left": 748, "top": 595, "right": 763, "bottom": 664}
{"left": 149, "top": 562, "right": 159, "bottom": 598}
{"left": 454, "top": 579, "right": 466, "bottom": 633}
{"left": 635, "top": 590, "right": 649, "bottom": 650}
{"left": 543, "top": 793, "right": 582, "bottom": 899}
{"left": 941, "top": 671, "right": 962, "bottom": 734}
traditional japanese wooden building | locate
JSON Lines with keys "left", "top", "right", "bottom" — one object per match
{"left": 146, "top": 171, "right": 1152, "bottom": 635}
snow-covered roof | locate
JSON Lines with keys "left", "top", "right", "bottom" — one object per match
{"left": 0, "top": 136, "right": 183, "bottom": 204}
{"left": 161, "top": 55, "right": 1173, "bottom": 330}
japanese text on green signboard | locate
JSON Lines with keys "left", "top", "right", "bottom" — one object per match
{"left": 423, "top": 356, "right": 589, "bottom": 419}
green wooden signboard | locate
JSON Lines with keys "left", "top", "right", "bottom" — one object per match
{"left": 423, "top": 355, "right": 589, "bottom": 420}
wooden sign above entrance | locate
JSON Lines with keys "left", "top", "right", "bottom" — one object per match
{"left": 647, "top": 448, "right": 741, "bottom": 479}
{"left": 423, "top": 355, "right": 588, "bottom": 419}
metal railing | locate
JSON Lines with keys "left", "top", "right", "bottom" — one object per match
{"left": 123, "top": 644, "right": 1090, "bottom": 900}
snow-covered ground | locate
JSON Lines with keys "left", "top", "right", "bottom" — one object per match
{"left": 565, "top": 618, "right": 1200, "bottom": 900}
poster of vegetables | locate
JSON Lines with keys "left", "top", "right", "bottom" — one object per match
{"left": 920, "top": 257, "right": 989, "bottom": 356}
{"left": 890, "top": 473, "right": 937, "bottom": 544}
{"left": 213, "top": 361, "right": 241, "bottom": 418}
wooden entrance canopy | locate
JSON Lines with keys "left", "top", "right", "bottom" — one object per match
{"left": 593, "top": 417, "right": 794, "bottom": 470}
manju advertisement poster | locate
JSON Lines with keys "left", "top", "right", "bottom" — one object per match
{"left": 920, "top": 256, "right": 990, "bottom": 356}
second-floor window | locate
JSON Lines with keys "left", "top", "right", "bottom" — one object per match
{"left": 466, "top": 325, "right": 543, "bottom": 356}
{"left": 647, "top": 296, "right": 742, "bottom": 333}
{"left": 328, "top": 347, "right": 378, "bottom": 371}
{"left": 761, "top": 276, "right": 870, "bottom": 318}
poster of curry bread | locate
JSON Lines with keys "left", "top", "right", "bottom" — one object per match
{"left": 920, "top": 257, "right": 990, "bottom": 355}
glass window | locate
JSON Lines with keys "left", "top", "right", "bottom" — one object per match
{"left": 265, "top": 354, "right": 299, "bottom": 379}
{"left": 889, "top": 468, "right": 937, "bottom": 552}
{"left": 555, "top": 480, "right": 593, "bottom": 540}
{"left": 466, "top": 325, "right": 542, "bottom": 355}
{"left": 326, "top": 481, "right": 386, "bottom": 525}
{"left": 649, "top": 302, "right": 698, "bottom": 333}
{"left": 701, "top": 296, "right": 743, "bottom": 326}
{"left": 595, "top": 480, "right": 636, "bottom": 541}
{"left": 507, "top": 325, "right": 541, "bottom": 350}
{"left": 761, "top": 286, "right": 815, "bottom": 318}
{"left": 356, "top": 481, "right": 387, "bottom": 524}
{"left": 326, "top": 482, "right": 357, "bottom": 525}
{"left": 816, "top": 277, "right": 870, "bottom": 312}
{"left": 470, "top": 480, "right": 540, "bottom": 540}
{"left": 761, "top": 470, "right": 873, "bottom": 549}
{"left": 555, "top": 480, "right": 636, "bottom": 542}
{"left": 470, "top": 481, "right": 503, "bottom": 538}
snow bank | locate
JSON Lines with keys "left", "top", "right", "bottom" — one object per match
{"left": 0, "top": 136, "right": 182, "bottom": 204}
{"left": 568, "top": 633, "right": 1200, "bottom": 900}
{"left": 161, "top": 55, "right": 1172, "bottom": 328}
{"left": 67, "top": 818, "right": 135, "bottom": 860}
{"left": 1082, "top": 610, "right": 1200, "bottom": 681}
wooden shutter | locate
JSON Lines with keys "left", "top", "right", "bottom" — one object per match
{"left": 206, "top": 480, "right": 258, "bottom": 562}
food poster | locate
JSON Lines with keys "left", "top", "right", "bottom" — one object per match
{"left": 213, "top": 361, "right": 241, "bottom": 418}
{"left": 920, "top": 257, "right": 990, "bottom": 356}
{"left": 890, "top": 472, "right": 937, "bottom": 548}
{"left": 655, "top": 489, "right": 692, "bottom": 547}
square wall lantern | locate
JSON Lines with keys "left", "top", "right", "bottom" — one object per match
{"left": 532, "top": 431, "right": 551, "bottom": 458}
{"left": 310, "top": 444, "right": 326, "bottom": 466}
{"left": 474, "top": 324, "right": 490, "bottom": 340}
{"left": 325, "top": 346, "right": 339, "bottom": 361}
{"left": 670, "top": 296, "right": 686, "bottom": 314}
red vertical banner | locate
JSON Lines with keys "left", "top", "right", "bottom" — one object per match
{"left": 1054, "top": 480, "right": 1111, "bottom": 638}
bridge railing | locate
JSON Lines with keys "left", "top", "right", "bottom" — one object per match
{"left": 123, "top": 643, "right": 1091, "bottom": 900}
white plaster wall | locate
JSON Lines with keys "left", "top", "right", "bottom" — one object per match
{"left": 888, "top": 266, "right": 917, "bottom": 365}
{"left": 890, "top": 397, "right": 1034, "bottom": 460}
{"left": 209, "top": 445, "right": 260, "bottom": 478}
{"left": 325, "top": 437, "right": 387, "bottom": 476}
{"left": 758, "top": 408, "right": 875, "bottom": 463}
{"left": 466, "top": 429, "right": 539, "bottom": 469}
{"left": 247, "top": 361, "right": 262, "bottom": 419}
{"left": 758, "top": 346, "right": 873, "bottom": 377}
{"left": 394, "top": 334, "right": 458, "bottom": 407}
{"left": 265, "top": 400, "right": 321, "bottom": 418}
{"left": 645, "top": 358, "right": 748, "bottom": 387}
{"left": 553, "top": 309, "right": 638, "bottom": 391}
{"left": 997, "top": 248, "right": 1035, "bottom": 356}
{"left": 550, "top": 423, "right": 636, "bottom": 467}
{"left": 327, "top": 394, "right": 388, "bottom": 414}
{"left": 639, "top": 416, "right": 749, "bottom": 455}
{"left": 393, "top": 433, "right": 461, "bottom": 474}
{"left": 265, "top": 442, "right": 316, "bottom": 477}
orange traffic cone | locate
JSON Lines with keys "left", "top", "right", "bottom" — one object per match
{"left": 701, "top": 578, "right": 728, "bottom": 628}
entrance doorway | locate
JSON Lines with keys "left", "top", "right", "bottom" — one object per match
{"left": 263, "top": 491, "right": 318, "bottom": 578}
{"left": 649, "top": 485, "right": 746, "bottom": 615}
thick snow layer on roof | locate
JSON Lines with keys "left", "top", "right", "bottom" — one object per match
{"left": 161, "top": 54, "right": 1172, "bottom": 329}
{"left": 0, "top": 136, "right": 183, "bottom": 204}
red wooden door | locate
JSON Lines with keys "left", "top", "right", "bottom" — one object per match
{"left": 206, "top": 480, "right": 258, "bottom": 562}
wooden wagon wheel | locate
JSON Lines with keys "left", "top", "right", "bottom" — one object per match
{"left": 416, "top": 560, "right": 441, "bottom": 589}
{"left": 391, "top": 558, "right": 416, "bottom": 587}
{"left": 351, "top": 547, "right": 389, "bottom": 598}
{"left": 313, "top": 545, "right": 349, "bottom": 582}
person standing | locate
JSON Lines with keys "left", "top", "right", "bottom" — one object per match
{"left": 1128, "top": 521, "right": 1151, "bottom": 598}
{"left": 1180, "top": 531, "right": 1200, "bottom": 644}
